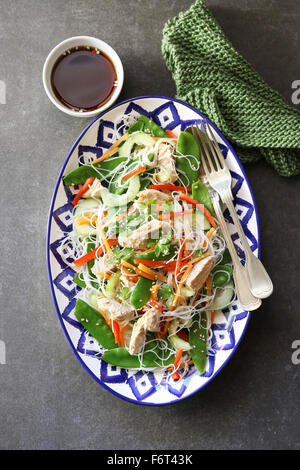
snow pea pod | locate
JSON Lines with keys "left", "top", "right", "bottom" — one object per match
{"left": 63, "top": 156, "right": 127, "bottom": 186}
{"left": 130, "top": 276, "right": 153, "bottom": 309}
{"left": 102, "top": 339, "right": 175, "bottom": 368}
{"left": 74, "top": 299, "right": 117, "bottom": 350}
{"left": 176, "top": 131, "right": 201, "bottom": 186}
{"left": 128, "top": 120, "right": 144, "bottom": 133}
{"left": 192, "top": 181, "right": 215, "bottom": 216}
{"left": 137, "top": 244, "right": 176, "bottom": 261}
{"left": 189, "top": 312, "right": 208, "bottom": 375}
{"left": 138, "top": 115, "right": 167, "bottom": 137}
{"left": 212, "top": 264, "right": 233, "bottom": 287}
{"left": 220, "top": 248, "right": 232, "bottom": 265}
{"left": 128, "top": 115, "right": 167, "bottom": 138}
{"left": 73, "top": 273, "right": 86, "bottom": 288}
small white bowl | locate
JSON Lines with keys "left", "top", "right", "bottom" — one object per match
{"left": 42, "top": 36, "right": 124, "bottom": 118}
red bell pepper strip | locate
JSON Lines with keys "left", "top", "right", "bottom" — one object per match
{"left": 73, "top": 238, "right": 118, "bottom": 267}
{"left": 172, "top": 348, "right": 183, "bottom": 380}
{"left": 179, "top": 194, "right": 217, "bottom": 228}
{"left": 149, "top": 184, "right": 191, "bottom": 192}
{"left": 165, "top": 129, "right": 177, "bottom": 139}
{"left": 72, "top": 177, "right": 95, "bottom": 207}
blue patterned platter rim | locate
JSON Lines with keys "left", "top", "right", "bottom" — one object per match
{"left": 46, "top": 95, "right": 260, "bottom": 406}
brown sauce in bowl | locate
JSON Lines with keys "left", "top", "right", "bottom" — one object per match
{"left": 51, "top": 46, "right": 117, "bottom": 112}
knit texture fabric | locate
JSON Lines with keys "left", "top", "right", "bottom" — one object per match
{"left": 162, "top": 0, "right": 300, "bottom": 176}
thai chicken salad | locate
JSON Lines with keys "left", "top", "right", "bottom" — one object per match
{"left": 62, "top": 114, "right": 235, "bottom": 380}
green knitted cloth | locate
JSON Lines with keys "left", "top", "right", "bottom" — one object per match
{"left": 162, "top": 0, "right": 300, "bottom": 176}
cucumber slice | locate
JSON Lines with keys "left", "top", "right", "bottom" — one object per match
{"left": 211, "top": 280, "right": 235, "bottom": 310}
{"left": 105, "top": 271, "right": 121, "bottom": 299}
{"left": 168, "top": 320, "right": 192, "bottom": 351}
{"left": 74, "top": 224, "right": 95, "bottom": 237}
{"left": 89, "top": 293, "right": 98, "bottom": 309}
{"left": 74, "top": 198, "right": 99, "bottom": 236}
{"left": 156, "top": 169, "right": 169, "bottom": 183}
{"left": 119, "top": 131, "right": 155, "bottom": 158}
{"left": 101, "top": 175, "right": 140, "bottom": 207}
{"left": 74, "top": 198, "right": 99, "bottom": 214}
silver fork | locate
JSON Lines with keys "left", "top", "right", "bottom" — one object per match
{"left": 192, "top": 122, "right": 273, "bottom": 301}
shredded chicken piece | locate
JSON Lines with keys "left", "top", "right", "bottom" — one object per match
{"left": 96, "top": 297, "right": 134, "bottom": 323}
{"left": 143, "top": 307, "right": 161, "bottom": 332}
{"left": 129, "top": 308, "right": 161, "bottom": 355}
{"left": 119, "top": 219, "right": 171, "bottom": 250}
{"left": 185, "top": 257, "right": 214, "bottom": 291}
{"left": 129, "top": 318, "right": 146, "bottom": 355}
{"left": 137, "top": 189, "right": 172, "bottom": 205}
{"left": 156, "top": 143, "right": 177, "bottom": 183}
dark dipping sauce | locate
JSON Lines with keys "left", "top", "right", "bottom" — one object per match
{"left": 51, "top": 46, "right": 117, "bottom": 112}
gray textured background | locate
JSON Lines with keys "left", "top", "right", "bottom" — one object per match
{"left": 1, "top": 0, "right": 300, "bottom": 450}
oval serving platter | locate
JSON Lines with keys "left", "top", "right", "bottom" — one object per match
{"left": 47, "top": 95, "right": 260, "bottom": 405}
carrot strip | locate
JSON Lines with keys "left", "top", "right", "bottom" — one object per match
{"left": 76, "top": 214, "right": 98, "bottom": 226}
{"left": 171, "top": 263, "right": 194, "bottom": 309}
{"left": 121, "top": 259, "right": 156, "bottom": 281}
{"left": 140, "top": 246, "right": 155, "bottom": 254}
{"left": 96, "top": 272, "right": 111, "bottom": 280}
{"left": 137, "top": 263, "right": 167, "bottom": 282}
{"left": 149, "top": 184, "right": 191, "bottom": 192}
{"left": 97, "top": 224, "right": 113, "bottom": 256}
{"left": 159, "top": 209, "right": 193, "bottom": 221}
{"left": 210, "top": 310, "right": 216, "bottom": 325}
{"left": 165, "top": 129, "right": 177, "bottom": 139}
{"left": 121, "top": 166, "right": 146, "bottom": 181}
{"left": 179, "top": 194, "right": 217, "bottom": 228}
{"left": 73, "top": 238, "right": 118, "bottom": 267}
{"left": 91, "top": 133, "right": 128, "bottom": 165}
{"left": 203, "top": 227, "right": 216, "bottom": 248}
{"left": 121, "top": 266, "right": 140, "bottom": 282}
{"left": 111, "top": 320, "right": 121, "bottom": 345}
{"left": 151, "top": 284, "right": 159, "bottom": 300}
{"left": 119, "top": 324, "right": 130, "bottom": 347}
{"left": 207, "top": 227, "right": 216, "bottom": 239}
{"left": 72, "top": 177, "right": 95, "bottom": 207}
{"left": 98, "top": 307, "right": 109, "bottom": 324}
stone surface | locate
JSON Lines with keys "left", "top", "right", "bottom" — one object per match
{"left": 0, "top": 0, "right": 299, "bottom": 450}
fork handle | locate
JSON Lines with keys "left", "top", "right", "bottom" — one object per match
{"left": 212, "top": 195, "right": 261, "bottom": 312}
{"left": 221, "top": 192, "right": 273, "bottom": 299}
